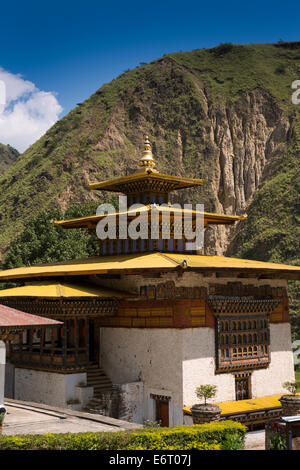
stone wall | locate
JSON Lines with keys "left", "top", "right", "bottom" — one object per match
{"left": 13, "top": 369, "right": 86, "bottom": 408}
{"left": 115, "top": 382, "right": 144, "bottom": 423}
{"left": 100, "top": 327, "right": 184, "bottom": 425}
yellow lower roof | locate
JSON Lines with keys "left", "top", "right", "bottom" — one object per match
{"left": 183, "top": 393, "right": 300, "bottom": 416}
{"left": 0, "top": 253, "right": 299, "bottom": 281}
{"left": 0, "top": 281, "right": 131, "bottom": 298}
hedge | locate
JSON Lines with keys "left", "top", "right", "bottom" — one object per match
{"left": 0, "top": 420, "right": 246, "bottom": 450}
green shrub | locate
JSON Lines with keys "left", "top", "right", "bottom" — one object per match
{"left": 0, "top": 421, "right": 246, "bottom": 450}
{"left": 269, "top": 433, "right": 288, "bottom": 450}
{"left": 283, "top": 381, "right": 297, "bottom": 395}
{"left": 195, "top": 384, "right": 217, "bottom": 404}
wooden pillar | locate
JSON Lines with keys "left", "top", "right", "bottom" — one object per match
{"left": 29, "top": 329, "right": 33, "bottom": 355}
{"left": 75, "top": 318, "right": 79, "bottom": 365}
{"left": 62, "top": 323, "right": 67, "bottom": 367}
{"left": 228, "top": 319, "right": 232, "bottom": 364}
{"left": 51, "top": 327, "right": 55, "bottom": 366}
{"left": 40, "top": 328, "right": 45, "bottom": 362}
{"left": 18, "top": 332, "right": 23, "bottom": 352}
{"left": 85, "top": 319, "right": 89, "bottom": 365}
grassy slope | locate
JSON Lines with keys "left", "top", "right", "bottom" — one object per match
{"left": 0, "top": 144, "right": 19, "bottom": 176}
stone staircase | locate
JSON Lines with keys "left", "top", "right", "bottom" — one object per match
{"left": 86, "top": 364, "right": 113, "bottom": 397}
{"left": 82, "top": 364, "right": 115, "bottom": 415}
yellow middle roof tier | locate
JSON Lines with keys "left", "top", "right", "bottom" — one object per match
{"left": 53, "top": 205, "right": 245, "bottom": 229}
{"left": 0, "top": 253, "right": 299, "bottom": 281}
{"left": 0, "top": 281, "right": 131, "bottom": 298}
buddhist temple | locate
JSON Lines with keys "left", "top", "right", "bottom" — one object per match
{"left": 0, "top": 136, "right": 300, "bottom": 426}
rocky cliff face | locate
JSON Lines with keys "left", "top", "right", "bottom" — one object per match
{"left": 201, "top": 89, "right": 291, "bottom": 255}
{"left": 85, "top": 86, "right": 291, "bottom": 256}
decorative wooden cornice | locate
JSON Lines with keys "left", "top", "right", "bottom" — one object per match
{"left": 208, "top": 297, "right": 282, "bottom": 315}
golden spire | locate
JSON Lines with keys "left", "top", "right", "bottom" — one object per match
{"left": 137, "top": 135, "right": 158, "bottom": 173}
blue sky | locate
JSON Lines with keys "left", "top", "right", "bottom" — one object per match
{"left": 0, "top": 0, "right": 299, "bottom": 151}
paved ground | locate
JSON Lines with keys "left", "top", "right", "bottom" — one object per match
{"left": 2, "top": 399, "right": 141, "bottom": 435}
{"left": 3, "top": 399, "right": 266, "bottom": 449}
{"left": 245, "top": 430, "right": 265, "bottom": 450}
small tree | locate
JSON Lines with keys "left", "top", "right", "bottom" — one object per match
{"left": 283, "top": 381, "right": 297, "bottom": 395}
{"left": 195, "top": 385, "right": 217, "bottom": 405}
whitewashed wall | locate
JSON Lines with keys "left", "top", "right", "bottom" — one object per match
{"left": 14, "top": 369, "right": 86, "bottom": 408}
{"left": 117, "top": 382, "right": 144, "bottom": 423}
{"left": 251, "top": 323, "right": 295, "bottom": 397}
{"left": 182, "top": 328, "right": 235, "bottom": 406}
{"left": 100, "top": 321, "right": 295, "bottom": 426}
{"left": 100, "top": 328, "right": 184, "bottom": 425}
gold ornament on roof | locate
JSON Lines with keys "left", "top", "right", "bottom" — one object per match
{"left": 137, "top": 135, "right": 158, "bottom": 173}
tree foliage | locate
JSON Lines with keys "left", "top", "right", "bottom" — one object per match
{"left": 195, "top": 385, "right": 217, "bottom": 404}
{"left": 2, "top": 202, "right": 103, "bottom": 269}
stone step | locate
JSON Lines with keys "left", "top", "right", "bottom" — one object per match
{"left": 94, "top": 386, "right": 111, "bottom": 395}
{"left": 87, "top": 374, "right": 111, "bottom": 379}
{"left": 87, "top": 379, "right": 112, "bottom": 385}
{"left": 87, "top": 370, "right": 109, "bottom": 377}
{"left": 87, "top": 378, "right": 112, "bottom": 384}
{"left": 86, "top": 365, "right": 113, "bottom": 399}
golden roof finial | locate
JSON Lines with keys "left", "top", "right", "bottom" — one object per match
{"left": 138, "top": 135, "right": 158, "bottom": 173}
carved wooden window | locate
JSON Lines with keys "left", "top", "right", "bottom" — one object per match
{"left": 216, "top": 315, "right": 270, "bottom": 373}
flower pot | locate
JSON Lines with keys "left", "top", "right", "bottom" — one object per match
{"left": 191, "top": 404, "right": 222, "bottom": 424}
{"left": 279, "top": 395, "right": 300, "bottom": 417}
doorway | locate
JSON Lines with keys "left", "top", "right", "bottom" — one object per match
{"left": 156, "top": 400, "right": 169, "bottom": 427}
{"left": 89, "top": 321, "right": 100, "bottom": 364}
{"left": 151, "top": 394, "right": 171, "bottom": 427}
{"left": 235, "top": 373, "right": 251, "bottom": 401}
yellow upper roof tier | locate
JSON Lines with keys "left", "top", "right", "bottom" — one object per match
{"left": 88, "top": 136, "right": 205, "bottom": 193}
{"left": 0, "top": 281, "right": 132, "bottom": 298}
{"left": 53, "top": 205, "right": 245, "bottom": 229}
{"left": 0, "top": 253, "right": 299, "bottom": 281}
{"left": 88, "top": 171, "right": 205, "bottom": 193}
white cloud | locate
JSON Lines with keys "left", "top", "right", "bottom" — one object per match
{"left": 0, "top": 68, "right": 63, "bottom": 152}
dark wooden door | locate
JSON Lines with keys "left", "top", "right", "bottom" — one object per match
{"left": 156, "top": 401, "right": 169, "bottom": 427}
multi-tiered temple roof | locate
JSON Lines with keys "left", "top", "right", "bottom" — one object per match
{"left": 54, "top": 137, "right": 245, "bottom": 256}
{"left": 0, "top": 136, "right": 299, "bottom": 281}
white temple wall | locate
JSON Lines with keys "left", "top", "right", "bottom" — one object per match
{"left": 100, "top": 322, "right": 295, "bottom": 426}
{"left": 100, "top": 327, "right": 184, "bottom": 426}
{"left": 117, "top": 382, "right": 144, "bottom": 424}
{"left": 14, "top": 369, "right": 86, "bottom": 408}
{"left": 182, "top": 328, "right": 235, "bottom": 406}
{"left": 251, "top": 323, "right": 295, "bottom": 398}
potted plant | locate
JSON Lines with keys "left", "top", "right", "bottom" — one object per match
{"left": 279, "top": 381, "right": 300, "bottom": 417}
{"left": 191, "top": 385, "right": 221, "bottom": 424}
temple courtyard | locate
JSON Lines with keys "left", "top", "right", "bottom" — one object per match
{"left": 2, "top": 399, "right": 140, "bottom": 435}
